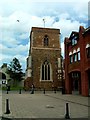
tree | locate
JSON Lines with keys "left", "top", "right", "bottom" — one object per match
{"left": 7, "top": 57, "right": 23, "bottom": 86}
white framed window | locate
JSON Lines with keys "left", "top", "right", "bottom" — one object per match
{"left": 77, "top": 48, "right": 80, "bottom": 61}
{"left": 73, "top": 49, "right": 77, "bottom": 62}
{"left": 77, "top": 52, "right": 80, "bottom": 60}
{"left": 70, "top": 55, "right": 73, "bottom": 63}
{"left": 69, "top": 51, "right": 73, "bottom": 56}
{"left": 69, "top": 51, "right": 73, "bottom": 63}
{"left": 73, "top": 53, "right": 77, "bottom": 62}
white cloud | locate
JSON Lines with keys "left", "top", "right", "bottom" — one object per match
{"left": 1, "top": 36, "right": 20, "bottom": 47}
{"left": 0, "top": 1, "right": 88, "bottom": 72}
{"left": 53, "top": 18, "right": 86, "bottom": 37}
{"left": 61, "top": 42, "right": 64, "bottom": 57}
{"left": 19, "top": 33, "right": 29, "bottom": 40}
{"left": 0, "top": 44, "right": 28, "bottom": 55}
{"left": 59, "top": 13, "right": 70, "bottom": 20}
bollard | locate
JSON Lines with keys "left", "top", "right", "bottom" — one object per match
{"left": 6, "top": 90, "right": 8, "bottom": 94}
{"left": 54, "top": 88, "right": 56, "bottom": 93}
{"left": 19, "top": 89, "right": 21, "bottom": 94}
{"left": 65, "top": 103, "right": 70, "bottom": 119}
{"left": 31, "top": 88, "right": 34, "bottom": 94}
{"left": 5, "top": 99, "right": 10, "bottom": 114}
{"left": 54, "top": 90, "right": 56, "bottom": 93}
{"left": 43, "top": 88, "right": 45, "bottom": 94}
{"left": 32, "top": 89, "right": 34, "bottom": 94}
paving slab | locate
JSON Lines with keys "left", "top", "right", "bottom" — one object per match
{"left": 1, "top": 91, "right": 89, "bottom": 119}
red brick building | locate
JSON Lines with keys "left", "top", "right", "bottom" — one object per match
{"left": 64, "top": 26, "right": 90, "bottom": 96}
{"left": 24, "top": 27, "right": 62, "bottom": 90}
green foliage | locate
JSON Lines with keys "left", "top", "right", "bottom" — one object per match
{"left": 7, "top": 57, "right": 23, "bottom": 86}
{"left": 2, "top": 86, "right": 24, "bottom": 91}
{"left": 10, "top": 86, "right": 23, "bottom": 90}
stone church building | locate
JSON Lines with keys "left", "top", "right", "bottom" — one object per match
{"left": 24, "top": 27, "right": 62, "bottom": 90}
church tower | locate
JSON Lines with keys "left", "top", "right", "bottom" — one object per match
{"left": 24, "top": 27, "right": 62, "bottom": 90}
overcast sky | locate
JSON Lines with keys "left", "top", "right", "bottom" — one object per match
{"left": 0, "top": 0, "right": 89, "bottom": 72}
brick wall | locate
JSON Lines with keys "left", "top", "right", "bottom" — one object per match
{"left": 25, "top": 27, "right": 62, "bottom": 90}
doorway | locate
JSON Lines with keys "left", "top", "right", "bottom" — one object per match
{"left": 71, "top": 71, "right": 81, "bottom": 95}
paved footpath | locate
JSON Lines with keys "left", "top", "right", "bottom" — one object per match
{"left": 1, "top": 90, "right": 89, "bottom": 119}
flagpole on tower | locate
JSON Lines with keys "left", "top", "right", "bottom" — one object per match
{"left": 43, "top": 18, "right": 45, "bottom": 28}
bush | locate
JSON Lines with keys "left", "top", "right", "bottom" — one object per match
{"left": 2, "top": 86, "right": 23, "bottom": 91}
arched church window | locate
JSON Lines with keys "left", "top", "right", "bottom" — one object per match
{"left": 41, "top": 60, "right": 50, "bottom": 80}
{"left": 44, "top": 35, "right": 49, "bottom": 46}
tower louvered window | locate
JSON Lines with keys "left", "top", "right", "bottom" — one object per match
{"left": 44, "top": 35, "right": 49, "bottom": 46}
